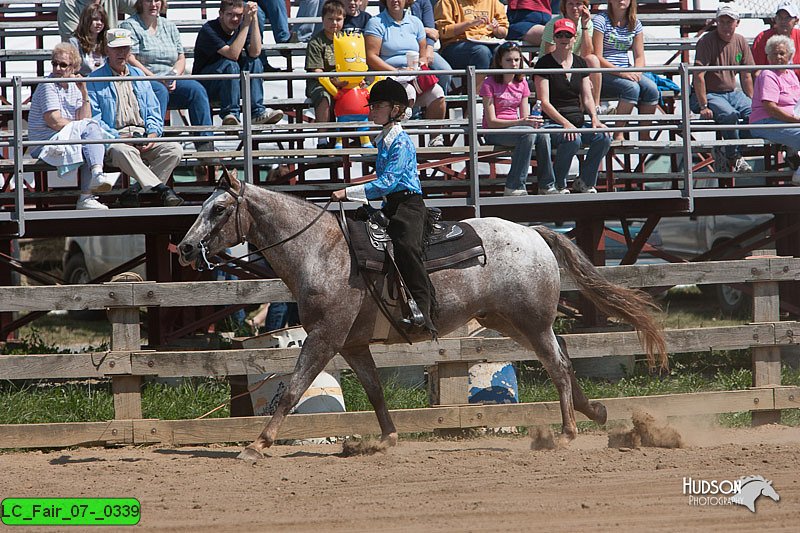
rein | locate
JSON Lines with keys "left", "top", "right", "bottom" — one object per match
{"left": 196, "top": 171, "right": 333, "bottom": 270}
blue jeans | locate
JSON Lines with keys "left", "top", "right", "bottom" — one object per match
{"left": 507, "top": 9, "right": 551, "bottom": 41}
{"left": 430, "top": 52, "right": 452, "bottom": 95}
{"left": 294, "top": 0, "right": 322, "bottom": 42}
{"left": 601, "top": 73, "right": 660, "bottom": 106}
{"left": 150, "top": 79, "right": 213, "bottom": 146}
{"left": 484, "top": 126, "right": 547, "bottom": 190}
{"left": 199, "top": 56, "right": 265, "bottom": 119}
{"left": 752, "top": 118, "right": 800, "bottom": 151}
{"left": 31, "top": 120, "right": 106, "bottom": 193}
{"left": 264, "top": 302, "right": 300, "bottom": 331}
{"left": 690, "top": 90, "right": 752, "bottom": 159}
{"left": 441, "top": 40, "right": 497, "bottom": 71}
{"left": 256, "top": 0, "right": 290, "bottom": 43}
{"left": 538, "top": 123, "right": 613, "bottom": 189}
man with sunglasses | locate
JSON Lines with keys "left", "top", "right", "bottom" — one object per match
{"left": 752, "top": 1, "right": 800, "bottom": 80}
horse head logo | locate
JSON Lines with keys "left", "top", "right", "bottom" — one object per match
{"left": 730, "top": 476, "right": 780, "bottom": 513}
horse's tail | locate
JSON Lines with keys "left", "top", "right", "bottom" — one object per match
{"left": 533, "top": 226, "right": 668, "bottom": 371}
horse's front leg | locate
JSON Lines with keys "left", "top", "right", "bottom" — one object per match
{"left": 238, "top": 331, "right": 338, "bottom": 461}
{"left": 340, "top": 346, "right": 398, "bottom": 447}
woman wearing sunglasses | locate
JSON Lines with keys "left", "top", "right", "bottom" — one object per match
{"left": 534, "top": 18, "right": 611, "bottom": 194}
{"left": 28, "top": 44, "right": 116, "bottom": 209}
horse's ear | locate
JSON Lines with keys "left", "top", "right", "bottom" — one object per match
{"left": 216, "top": 166, "right": 240, "bottom": 191}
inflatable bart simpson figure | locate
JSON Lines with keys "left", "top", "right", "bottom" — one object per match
{"left": 318, "top": 30, "right": 377, "bottom": 149}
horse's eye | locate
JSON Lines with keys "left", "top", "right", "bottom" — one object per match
{"left": 213, "top": 204, "right": 226, "bottom": 216}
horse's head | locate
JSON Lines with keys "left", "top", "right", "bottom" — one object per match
{"left": 178, "top": 168, "right": 250, "bottom": 270}
{"left": 761, "top": 481, "right": 780, "bottom": 502}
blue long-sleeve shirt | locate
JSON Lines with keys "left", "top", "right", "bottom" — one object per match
{"left": 345, "top": 124, "right": 421, "bottom": 202}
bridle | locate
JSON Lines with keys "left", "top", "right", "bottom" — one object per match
{"left": 194, "top": 168, "right": 332, "bottom": 271}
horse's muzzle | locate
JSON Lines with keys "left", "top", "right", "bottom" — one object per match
{"left": 177, "top": 242, "right": 198, "bottom": 268}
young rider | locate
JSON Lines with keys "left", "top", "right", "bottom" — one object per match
{"left": 331, "top": 78, "right": 436, "bottom": 337}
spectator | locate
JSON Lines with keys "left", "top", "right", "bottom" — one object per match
{"left": 691, "top": 5, "right": 754, "bottom": 174}
{"left": 507, "top": 0, "right": 551, "bottom": 46}
{"left": 344, "top": 0, "right": 371, "bottom": 31}
{"left": 305, "top": 0, "right": 345, "bottom": 148}
{"left": 295, "top": 0, "right": 324, "bottom": 42}
{"left": 750, "top": 35, "right": 800, "bottom": 184}
{"left": 87, "top": 28, "right": 184, "bottom": 207}
{"left": 366, "top": 0, "right": 447, "bottom": 146}
{"left": 255, "top": 0, "right": 290, "bottom": 43}
{"left": 29, "top": 43, "right": 117, "bottom": 210}
{"left": 58, "top": 0, "right": 136, "bottom": 41}
{"left": 435, "top": 0, "right": 509, "bottom": 73}
{"left": 752, "top": 1, "right": 800, "bottom": 80}
{"left": 534, "top": 18, "right": 611, "bottom": 194}
{"left": 592, "top": 0, "right": 658, "bottom": 141}
{"left": 121, "top": 0, "right": 215, "bottom": 152}
{"left": 410, "top": 0, "right": 453, "bottom": 94}
{"left": 480, "top": 42, "right": 548, "bottom": 196}
{"left": 70, "top": 3, "right": 108, "bottom": 76}
{"left": 193, "top": 0, "right": 284, "bottom": 126}
{"left": 539, "top": 0, "right": 601, "bottom": 110}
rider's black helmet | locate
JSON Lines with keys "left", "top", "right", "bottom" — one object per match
{"left": 367, "top": 78, "right": 409, "bottom": 107}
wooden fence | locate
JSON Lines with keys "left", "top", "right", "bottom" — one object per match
{"left": 1, "top": 255, "right": 799, "bottom": 449}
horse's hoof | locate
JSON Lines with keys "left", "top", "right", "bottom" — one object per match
{"left": 591, "top": 401, "right": 608, "bottom": 425}
{"left": 237, "top": 447, "right": 264, "bottom": 462}
{"left": 381, "top": 433, "right": 398, "bottom": 447}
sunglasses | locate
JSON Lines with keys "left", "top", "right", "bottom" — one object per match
{"left": 554, "top": 32, "right": 575, "bottom": 39}
{"left": 51, "top": 60, "right": 72, "bottom": 68}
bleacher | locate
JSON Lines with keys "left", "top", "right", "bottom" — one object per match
{"left": 0, "top": 0, "right": 797, "bottom": 211}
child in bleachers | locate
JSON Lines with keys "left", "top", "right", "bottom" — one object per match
{"left": 344, "top": 0, "right": 371, "bottom": 31}
{"left": 305, "top": 0, "right": 346, "bottom": 148}
{"left": 70, "top": 3, "right": 109, "bottom": 76}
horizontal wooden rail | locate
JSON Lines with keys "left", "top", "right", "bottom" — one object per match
{"left": 2, "top": 387, "right": 797, "bottom": 449}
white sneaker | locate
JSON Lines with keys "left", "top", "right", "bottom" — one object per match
{"left": 89, "top": 172, "right": 117, "bottom": 193}
{"left": 539, "top": 186, "right": 560, "bottom": 195}
{"left": 557, "top": 188, "right": 571, "bottom": 194}
{"left": 503, "top": 187, "right": 528, "bottom": 196}
{"left": 429, "top": 134, "right": 445, "bottom": 147}
{"left": 596, "top": 103, "right": 616, "bottom": 115}
{"left": 572, "top": 179, "right": 597, "bottom": 193}
{"left": 76, "top": 195, "right": 108, "bottom": 210}
{"left": 253, "top": 108, "right": 284, "bottom": 125}
{"left": 222, "top": 114, "right": 241, "bottom": 126}
{"left": 730, "top": 156, "right": 752, "bottom": 173}
{"left": 792, "top": 166, "right": 800, "bottom": 186}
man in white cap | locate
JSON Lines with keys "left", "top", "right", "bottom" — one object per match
{"left": 752, "top": 0, "right": 800, "bottom": 79}
{"left": 87, "top": 28, "right": 185, "bottom": 207}
{"left": 691, "top": 4, "right": 755, "bottom": 174}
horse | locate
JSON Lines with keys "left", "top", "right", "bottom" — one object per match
{"left": 177, "top": 173, "right": 668, "bottom": 461}
{"left": 730, "top": 476, "right": 780, "bottom": 512}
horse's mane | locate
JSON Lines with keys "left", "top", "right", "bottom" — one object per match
{"left": 246, "top": 185, "right": 337, "bottom": 221}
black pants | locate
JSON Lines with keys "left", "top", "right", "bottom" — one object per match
{"left": 383, "top": 192, "right": 436, "bottom": 330}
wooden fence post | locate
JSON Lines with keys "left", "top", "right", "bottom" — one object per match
{"left": 750, "top": 251, "right": 782, "bottom": 425}
{"left": 107, "top": 273, "right": 143, "bottom": 420}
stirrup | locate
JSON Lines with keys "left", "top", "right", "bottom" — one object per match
{"left": 401, "top": 299, "right": 425, "bottom": 327}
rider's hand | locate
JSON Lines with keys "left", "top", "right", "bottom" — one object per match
{"left": 331, "top": 189, "right": 347, "bottom": 202}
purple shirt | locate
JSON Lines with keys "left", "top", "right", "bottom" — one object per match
{"left": 750, "top": 69, "right": 800, "bottom": 123}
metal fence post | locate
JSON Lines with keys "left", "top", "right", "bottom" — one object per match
{"left": 241, "top": 69, "right": 253, "bottom": 184}
{"left": 12, "top": 76, "right": 25, "bottom": 236}
{"left": 678, "top": 62, "right": 694, "bottom": 212}
{"left": 465, "top": 66, "right": 480, "bottom": 218}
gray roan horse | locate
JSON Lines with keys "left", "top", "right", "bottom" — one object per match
{"left": 178, "top": 173, "right": 668, "bottom": 461}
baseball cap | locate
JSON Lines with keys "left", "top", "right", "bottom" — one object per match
{"left": 716, "top": 4, "right": 740, "bottom": 20}
{"left": 107, "top": 28, "right": 133, "bottom": 48}
{"left": 776, "top": 1, "right": 800, "bottom": 18}
{"left": 553, "top": 18, "right": 577, "bottom": 36}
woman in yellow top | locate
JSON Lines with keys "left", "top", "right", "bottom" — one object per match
{"left": 435, "top": 0, "right": 508, "bottom": 73}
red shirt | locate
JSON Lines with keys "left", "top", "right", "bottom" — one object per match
{"left": 751, "top": 27, "right": 800, "bottom": 79}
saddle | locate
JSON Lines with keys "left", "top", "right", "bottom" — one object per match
{"left": 346, "top": 208, "right": 486, "bottom": 274}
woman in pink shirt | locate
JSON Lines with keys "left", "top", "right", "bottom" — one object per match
{"left": 750, "top": 34, "right": 800, "bottom": 183}
{"left": 480, "top": 42, "right": 550, "bottom": 196}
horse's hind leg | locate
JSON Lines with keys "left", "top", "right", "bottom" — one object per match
{"left": 525, "top": 329, "right": 579, "bottom": 445}
{"left": 340, "top": 346, "right": 398, "bottom": 446}
{"left": 556, "top": 336, "right": 607, "bottom": 425}
{"left": 238, "top": 332, "right": 337, "bottom": 461}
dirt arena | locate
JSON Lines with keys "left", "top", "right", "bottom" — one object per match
{"left": 1, "top": 423, "right": 798, "bottom": 531}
